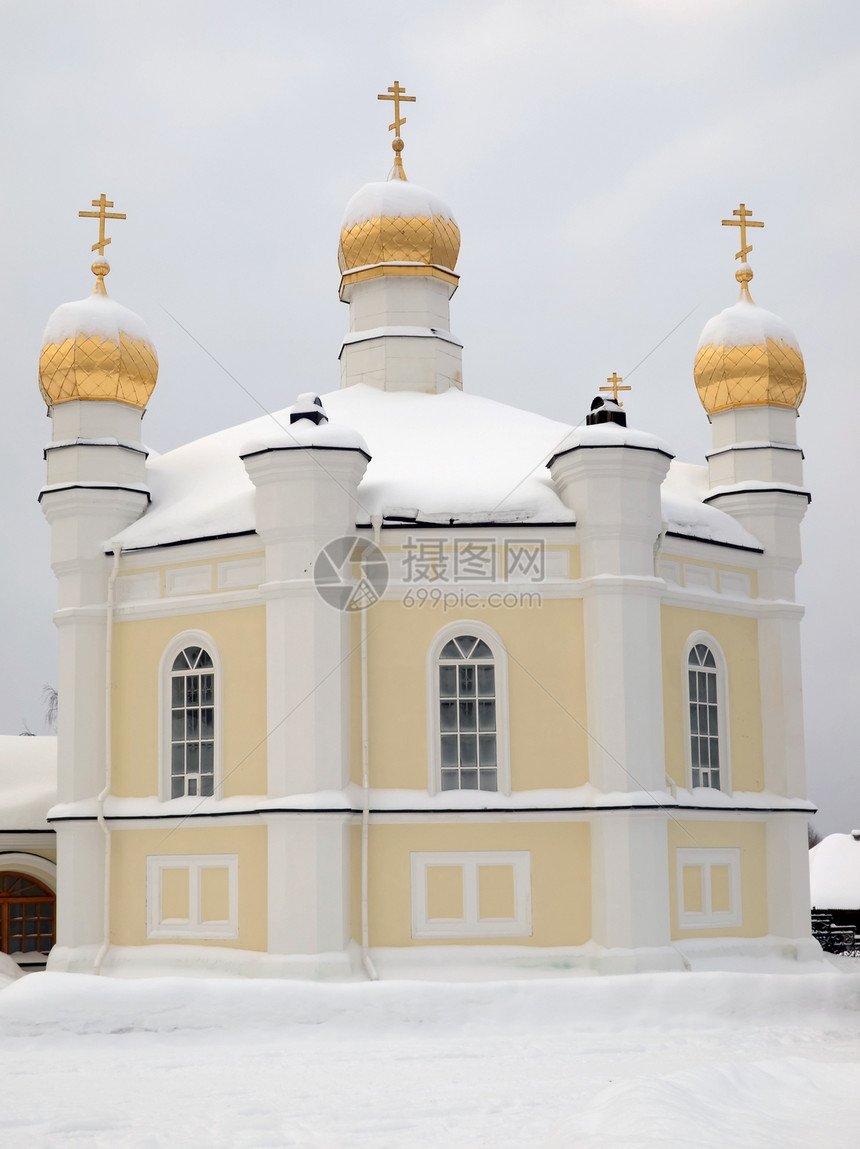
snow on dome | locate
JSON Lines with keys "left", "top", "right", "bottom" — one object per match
{"left": 338, "top": 180, "right": 460, "bottom": 274}
{"left": 0, "top": 735, "right": 56, "bottom": 830}
{"left": 696, "top": 298, "right": 801, "bottom": 354}
{"left": 42, "top": 292, "right": 153, "bottom": 348}
{"left": 810, "top": 833, "right": 860, "bottom": 911}
{"left": 340, "top": 180, "right": 457, "bottom": 232}
{"left": 113, "top": 385, "right": 761, "bottom": 554}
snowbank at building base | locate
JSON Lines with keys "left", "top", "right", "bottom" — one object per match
{"left": 46, "top": 934, "right": 828, "bottom": 981}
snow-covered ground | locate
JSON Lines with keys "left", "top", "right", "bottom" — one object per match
{"left": 0, "top": 967, "right": 858, "bottom": 1148}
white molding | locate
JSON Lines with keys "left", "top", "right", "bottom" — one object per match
{"left": 145, "top": 853, "right": 239, "bottom": 940}
{"left": 410, "top": 850, "right": 532, "bottom": 939}
{"left": 0, "top": 852, "right": 57, "bottom": 890}
{"left": 157, "top": 629, "right": 224, "bottom": 801}
{"left": 682, "top": 630, "right": 732, "bottom": 794}
{"left": 425, "top": 619, "right": 511, "bottom": 797}
{"left": 676, "top": 847, "right": 742, "bottom": 929}
{"left": 216, "top": 557, "right": 265, "bottom": 590}
{"left": 164, "top": 564, "right": 213, "bottom": 596}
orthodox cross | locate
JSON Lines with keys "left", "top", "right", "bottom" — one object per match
{"left": 600, "top": 372, "right": 631, "bottom": 406}
{"left": 78, "top": 194, "right": 126, "bottom": 257}
{"left": 721, "top": 202, "right": 763, "bottom": 263}
{"left": 378, "top": 81, "right": 416, "bottom": 139}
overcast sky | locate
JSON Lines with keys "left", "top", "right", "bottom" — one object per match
{"left": 0, "top": 0, "right": 857, "bottom": 834}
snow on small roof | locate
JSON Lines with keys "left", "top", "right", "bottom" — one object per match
{"left": 42, "top": 291, "right": 154, "bottom": 347}
{"left": 0, "top": 736, "right": 57, "bottom": 831}
{"left": 550, "top": 421, "right": 673, "bottom": 458}
{"left": 810, "top": 832, "right": 860, "bottom": 910}
{"left": 114, "top": 384, "right": 760, "bottom": 553}
{"left": 341, "top": 180, "right": 456, "bottom": 230}
{"left": 697, "top": 298, "right": 800, "bottom": 353}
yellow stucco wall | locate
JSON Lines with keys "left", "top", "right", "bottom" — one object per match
{"left": 110, "top": 824, "right": 267, "bottom": 950}
{"left": 667, "top": 819, "right": 767, "bottom": 939}
{"left": 353, "top": 820, "right": 591, "bottom": 947}
{"left": 662, "top": 606, "right": 763, "bottom": 791}
{"left": 111, "top": 607, "right": 267, "bottom": 798}
{"left": 351, "top": 595, "right": 589, "bottom": 791}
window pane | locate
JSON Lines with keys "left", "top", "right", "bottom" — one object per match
{"left": 171, "top": 709, "right": 184, "bottom": 741}
{"left": 478, "top": 700, "right": 496, "bottom": 731}
{"left": 186, "top": 676, "right": 199, "bottom": 707}
{"left": 188, "top": 777, "right": 198, "bottom": 797}
{"left": 171, "top": 776, "right": 184, "bottom": 799}
{"left": 440, "top": 769, "right": 459, "bottom": 791}
{"left": 440, "top": 640, "right": 461, "bottom": 659}
{"left": 460, "top": 769, "right": 478, "bottom": 790}
{"left": 458, "top": 666, "right": 475, "bottom": 696}
{"left": 706, "top": 674, "right": 717, "bottom": 704}
{"left": 689, "top": 704, "right": 698, "bottom": 735}
{"left": 688, "top": 670, "right": 697, "bottom": 699}
{"left": 171, "top": 745, "right": 185, "bottom": 775}
{"left": 710, "top": 738, "right": 719, "bottom": 767}
{"left": 200, "top": 775, "right": 214, "bottom": 797}
{"left": 201, "top": 675, "right": 214, "bottom": 706}
{"left": 187, "top": 743, "right": 199, "bottom": 772}
{"left": 441, "top": 735, "right": 458, "bottom": 767}
{"left": 479, "top": 734, "right": 497, "bottom": 767}
{"left": 472, "top": 640, "right": 492, "bottom": 658}
{"left": 459, "top": 701, "right": 476, "bottom": 731}
{"left": 185, "top": 646, "right": 201, "bottom": 665}
{"left": 201, "top": 742, "right": 214, "bottom": 773}
{"left": 172, "top": 677, "right": 184, "bottom": 706}
{"left": 439, "top": 701, "right": 457, "bottom": 732}
{"left": 479, "top": 769, "right": 497, "bottom": 792}
{"left": 201, "top": 708, "right": 214, "bottom": 739}
{"left": 692, "top": 766, "right": 700, "bottom": 787}
{"left": 703, "top": 648, "right": 716, "bottom": 668}
{"left": 460, "top": 734, "right": 477, "bottom": 767}
{"left": 197, "top": 651, "right": 213, "bottom": 669}
{"left": 439, "top": 666, "right": 457, "bottom": 698}
{"left": 186, "top": 710, "right": 199, "bottom": 740}
{"left": 477, "top": 665, "right": 495, "bottom": 697}
{"left": 457, "top": 636, "right": 478, "bottom": 657}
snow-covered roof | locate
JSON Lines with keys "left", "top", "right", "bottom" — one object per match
{"left": 810, "top": 832, "right": 860, "bottom": 910}
{"left": 697, "top": 296, "right": 801, "bottom": 353}
{"left": 42, "top": 289, "right": 154, "bottom": 347}
{"left": 113, "top": 384, "right": 760, "bottom": 552}
{"left": 0, "top": 736, "right": 57, "bottom": 831}
{"left": 341, "top": 180, "right": 456, "bottom": 229}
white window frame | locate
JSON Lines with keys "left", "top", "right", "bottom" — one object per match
{"left": 676, "top": 847, "right": 742, "bottom": 929}
{"left": 158, "top": 630, "right": 223, "bottom": 801}
{"left": 410, "top": 850, "right": 532, "bottom": 939}
{"left": 146, "top": 854, "right": 239, "bottom": 940}
{"left": 426, "top": 620, "right": 511, "bottom": 796}
{"left": 683, "top": 631, "right": 731, "bottom": 793}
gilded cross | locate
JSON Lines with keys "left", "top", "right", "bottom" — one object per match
{"left": 377, "top": 80, "right": 416, "bottom": 138}
{"left": 600, "top": 372, "right": 631, "bottom": 406}
{"left": 721, "top": 202, "right": 763, "bottom": 263}
{"left": 78, "top": 193, "right": 126, "bottom": 257}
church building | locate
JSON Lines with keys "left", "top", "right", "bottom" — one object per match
{"left": 25, "top": 84, "right": 817, "bottom": 977}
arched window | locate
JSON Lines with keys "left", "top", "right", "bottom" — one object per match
{"left": 688, "top": 642, "right": 722, "bottom": 789}
{"left": 0, "top": 872, "right": 55, "bottom": 957}
{"left": 438, "top": 634, "right": 498, "bottom": 792}
{"left": 170, "top": 645, "right": 215, "bottom": 798}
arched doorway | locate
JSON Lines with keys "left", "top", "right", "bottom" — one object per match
{"left": 0, "top": 872, "right": 55, "bottom": 960}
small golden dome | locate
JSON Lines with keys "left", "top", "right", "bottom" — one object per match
{"left": 694, "top": 269, "right": 806, "bottom": 415}
{"left": 39, "top": 263, "right": 158, "bottom": 410}
{"left": 338, "top": 178, "right": 460, "bottom": 275}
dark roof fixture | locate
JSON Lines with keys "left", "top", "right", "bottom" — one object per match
{"left": 586, "top": 395, "right": 627, "bottom": 428}
{"left": 290, "top": 393, "right": 328, "bottom": 426}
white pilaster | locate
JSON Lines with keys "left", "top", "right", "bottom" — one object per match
{"left": 766, "top": 812, "right": 812, "bottom": 938}
{"left": 550, "top": 439, "right": 672, "bottom": 793}
{"left": 265, "top": 816, "right": 351, "bottom": 954}
{"left": 591, "top": 811, "right": 672, "bottom": 949}
{"left": 242, "top": 443, "right": 369, "bottom": 796}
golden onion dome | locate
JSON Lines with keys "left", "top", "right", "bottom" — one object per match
{"left": 38, "top": 260, "right": 158, "bottom": 410}
{"left": 694, "top": 267, "right": 806, "bottom": 415}
{"left": 338, "top": 176, "right": 460, "bottom": 276}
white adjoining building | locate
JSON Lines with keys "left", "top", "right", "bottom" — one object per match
{"left": 2, "top": 106, "right": 820, "bottom": 977}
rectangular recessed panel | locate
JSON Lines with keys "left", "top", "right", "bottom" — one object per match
{"left": 478, "top": 864, "right": 515, "bottom": 920}
{"left": 425, "top": 865, "right": 464, "bottom": 921}
{"left": 160, "top": 866, "right": 190, "bottom": 922}
{"left": 200, "top": 866, "right": 230, "bottom": 923}
{"left": 710, "top": 864, "right": 732, "bottom": 913}
{"left": 682, "top": 865, "right": 704, "bottom": 915}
